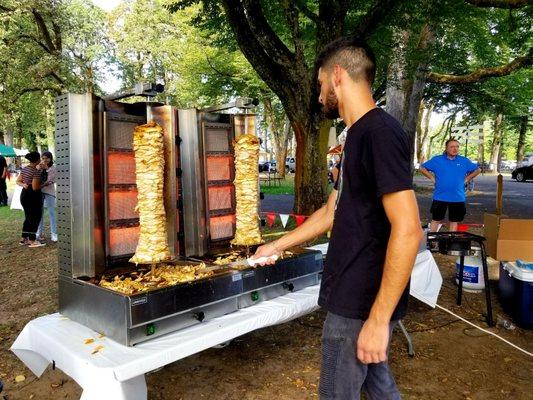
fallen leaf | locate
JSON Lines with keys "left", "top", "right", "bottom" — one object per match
{"left": 84, "top": 338, "right": 94, "bottom": 345}
{"left": 504, "top": 357, "right": 512, "bottom": 363}
{"left": 15, "top": 374, "right": 26, "bottom": 382}
{"left": 91, "top": 345, "right": 104, "bottom": 355}
{"left": 98, "top": 333, "right": 105, "bottom": 339}
{"left": 51, "top": 381, "right": 63, "bottom": 389}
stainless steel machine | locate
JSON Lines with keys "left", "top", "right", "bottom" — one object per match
{"left": 56, "top": 90, "right": 322, "bottom": 346}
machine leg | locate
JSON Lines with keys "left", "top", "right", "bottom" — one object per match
{"left": 480, "top": 243, "right": 494, "bottom": 327}
{"left": 397, "top": 320, "right": 414, "bottom": 357}
{"left": 457, "top": 255, "right": 465, "bottom": 306}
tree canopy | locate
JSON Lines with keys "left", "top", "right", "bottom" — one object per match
{"left": 0, "top": 0, "right": 531, "bottom": 211}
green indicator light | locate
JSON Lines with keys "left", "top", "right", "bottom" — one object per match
{"left": 146, "top": 323, "right": 156, "bottom": 336}
{"left": 251, "top": 291, "right": 259, "bottom": 301}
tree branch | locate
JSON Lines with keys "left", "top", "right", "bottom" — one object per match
{"left": 16, "top": 86, "right": 62, "bottom": 100}
{"left": 13, "top": 34, "right": 52, "bottom": 53}
{"left": 465, "top": 0, "right": 528, "bottom": 8}
{"left": 352, "top": 0, "right": 403, "bottom": 39}
{"left": 32, "top": 8, "right": 58, "bottom": 55}
{"left": 220, "top": 0, "right": 296, "bottom": 100}
{"left": 204, "top": 55, "right": 237, "bottom": 79}
{"left": 294, "top": 0, "right": 318, "bottom": 24}
{"left": 283, "top": 0, "right": 304, "bottom": 61}
{"left": 427, "top": 50, "right": 531, "bottom": 84}
{"left": 241, "top": 0, "right": 295, "bottom": 66}
{"left": 52, "top": 21, "right": 62, "bottom": 52}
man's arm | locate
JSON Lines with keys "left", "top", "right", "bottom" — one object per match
{"left": 465, "top": 168, "right": 481, "bottom": 183}
{"left": 253, "top": 189, "right": 338, "bottom": 262}
{"left": 356, "top": 189, "right": 422, "bottom": 364}
{"left": 418, "top": 166, "right": 435, "bottom": 183}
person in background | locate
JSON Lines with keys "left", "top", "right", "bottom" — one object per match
{"left": 419, "top": 139, "right": 481, "bottom": 232}
{"left": 16, "top": 152, "right": 45, "bottom": 247}
{"left": 36, "top": 151, "right": 57, "bottom": 242}
{"left": 0, "top": 155, "right": 7, "bottom": 206}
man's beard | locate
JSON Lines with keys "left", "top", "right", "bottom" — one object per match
{"left": 322, "top": 89, "right": 340, "bottom": 119}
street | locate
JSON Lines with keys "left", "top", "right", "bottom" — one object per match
{"left": 261, "top": 174, "right": 533, "bottom": 222}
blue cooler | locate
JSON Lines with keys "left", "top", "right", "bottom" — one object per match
{"left": 499, "top": 262, "right": 533, "bottom": 328}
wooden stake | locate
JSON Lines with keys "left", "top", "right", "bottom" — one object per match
{"left": 496, "top": 174, "right": 503, "bottom": 215}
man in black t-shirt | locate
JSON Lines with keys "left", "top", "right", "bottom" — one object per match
{"left": 254, "top": 37, "right": 422, "bottom": 399}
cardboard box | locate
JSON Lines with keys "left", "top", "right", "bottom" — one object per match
{"left": 484, "top": 213, "right": 533, "bottom": 262}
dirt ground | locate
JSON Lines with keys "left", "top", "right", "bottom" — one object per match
{"left": 1, "top": 198, "right": 532, "bottom": 400}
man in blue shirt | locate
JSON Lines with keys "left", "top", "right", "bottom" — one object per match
{"left": 419, "top": 139, "right": 481, "bottom": 231}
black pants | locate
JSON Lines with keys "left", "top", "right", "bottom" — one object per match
{"left": 0, "top": 178, "right": 7, "bottom": 205}
{"left": 20, "top": 188, "right": 42, "bottom": 241}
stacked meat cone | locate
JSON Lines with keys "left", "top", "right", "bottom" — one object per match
{"left": 231, "top": 134, "right": 262, "bottom": 246}
{"left": 129, "top": 121, "right": 172, "bottom": 265}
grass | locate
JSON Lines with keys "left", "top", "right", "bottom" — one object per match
{"left": 260, "top": 174, "right": 335, "bottom": 195}
{"left": 260, "top": 174, "right": 295, "bottom": 195}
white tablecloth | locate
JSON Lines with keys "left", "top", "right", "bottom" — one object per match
{"left": 11, "top": 249, "right": 441, "bottom": 400}
{"left": 11, "top": 285, "right": 321, "bottom": 400}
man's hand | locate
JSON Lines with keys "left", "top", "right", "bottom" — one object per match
{"left": 418, "top": 166, "right": 435, "bottom": 184}
{"left": 356, "top": 319, "right": 390, "bottom": 364}
{"left": 252, "top": 241, "right": 281, "bottom": 265}
{"left": 23, "top": 183, "right": 28, "bottom": 189}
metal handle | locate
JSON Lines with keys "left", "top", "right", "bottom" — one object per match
{"left": 247, "top": 254, "right": 279, "bottom": 266}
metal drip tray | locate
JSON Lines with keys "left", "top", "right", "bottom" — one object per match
{"left": 59, "top": 249, "right": 323, "bottom": 346}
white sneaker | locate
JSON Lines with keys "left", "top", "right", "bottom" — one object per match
{"left": 51, "top": 234, "right": 58, "bottom": 242}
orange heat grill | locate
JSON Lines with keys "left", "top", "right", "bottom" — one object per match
{"left": 206, "top": 156, "right": 232, "bottom": 182}
{"left": 208, "top": 186, "right": 233, "bottom": 211}
{"left": 109, "top": 225, "right": 139, "bottom": 257}
{"left": 209, "top": 215, "right": 235, "bottom": 240}
{"left": 108, "top": 152, "right": 136, "bottom": 185}
{"left": 108, "top": 190, "right": 139, "bottom": 220}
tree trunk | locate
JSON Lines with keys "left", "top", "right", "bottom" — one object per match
{"left": 516, "top": 115, "right": 528, "bottom": 164}
{"left": 385, "top": 28, "right": 410, "bottom": 125}
{"left": 386, "top": 23, "right": 434, "bottom": 164}
{"left": 489, "top": 113, "right": 503, "bottom": 171}
{"left": 292, "top": 116, "right": 330, "bottom": 215}
{"left": 416, "top": 102, "right": 433, "bottom": 164}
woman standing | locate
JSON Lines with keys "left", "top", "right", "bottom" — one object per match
{"left": 36, "top": 151, "right": 57, "bottom": 242}
{"left": 16, "top": 152, "right": 45, "bottom": 247}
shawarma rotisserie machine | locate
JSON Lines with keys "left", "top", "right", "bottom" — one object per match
{"left": 55, "top": 87, "right": 323, "bottom": 346}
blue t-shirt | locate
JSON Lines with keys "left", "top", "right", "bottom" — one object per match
{"left": 422, "top": 154, "right": 478, "bottom": 202}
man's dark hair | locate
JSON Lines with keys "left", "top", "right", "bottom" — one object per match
{"left": 25, "top": 151, "right": 40, "bottom": 163}
{"left": 315, "top": 36, "right": 376, "bottom": 85}
{"left": 445, "top": 138, "right": 460, "bottom": 147}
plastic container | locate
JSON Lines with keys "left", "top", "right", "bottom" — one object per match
{"left": 499, "top": 262, "right": 533, "bottom": 329}
{"left": 455, "top": 256, "right": 485, "bottom": 292}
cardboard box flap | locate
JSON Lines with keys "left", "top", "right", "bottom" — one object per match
{"left": 499, "top": 219, "right": 533, "bottom": 240}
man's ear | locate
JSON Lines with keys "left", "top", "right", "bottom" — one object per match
{"left": 332, "top": 65, "right": 342, "bottom": 87}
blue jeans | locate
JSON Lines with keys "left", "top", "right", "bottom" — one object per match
{"left": 319, "top": 312, "right": 400, "bottom": 400}
{"left": 37, "top": 193, "right": 57, "bottom": 238}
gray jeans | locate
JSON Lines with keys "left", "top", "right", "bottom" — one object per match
{"left": 319, "top": 312, "right": 401, "bottom": 400}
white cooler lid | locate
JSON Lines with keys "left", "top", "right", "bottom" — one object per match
{"left": 502, "top": 262, "right": 533, "bottom": 283}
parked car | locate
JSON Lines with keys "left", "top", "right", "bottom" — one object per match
{"left": 511, "top": 164, "right": 533, "bottom": 182}
{"left": 285, "top": 157, "right": 296, "bottom": 173}
{"left": 258, "top": 161, "right": 277, "bottom": 173}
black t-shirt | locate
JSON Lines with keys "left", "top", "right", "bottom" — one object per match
{"left": 319, "top": 108, "right": 413, "bottom": 321}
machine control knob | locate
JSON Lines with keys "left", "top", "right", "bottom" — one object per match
{"left": 146, "top": 323, "right": 156, "bottom": 336}
{"left": 283, "top": 282, "right": 295, "bottom": 292}
{"left": 194, "top": 311, "right": 205, "bottom": 322}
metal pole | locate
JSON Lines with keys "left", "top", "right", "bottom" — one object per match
{"left": 480, "top": 241, "right": 494, "bottom": 327}
{"left": 457, "top": 254, "right": 465, "bottom": 306}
